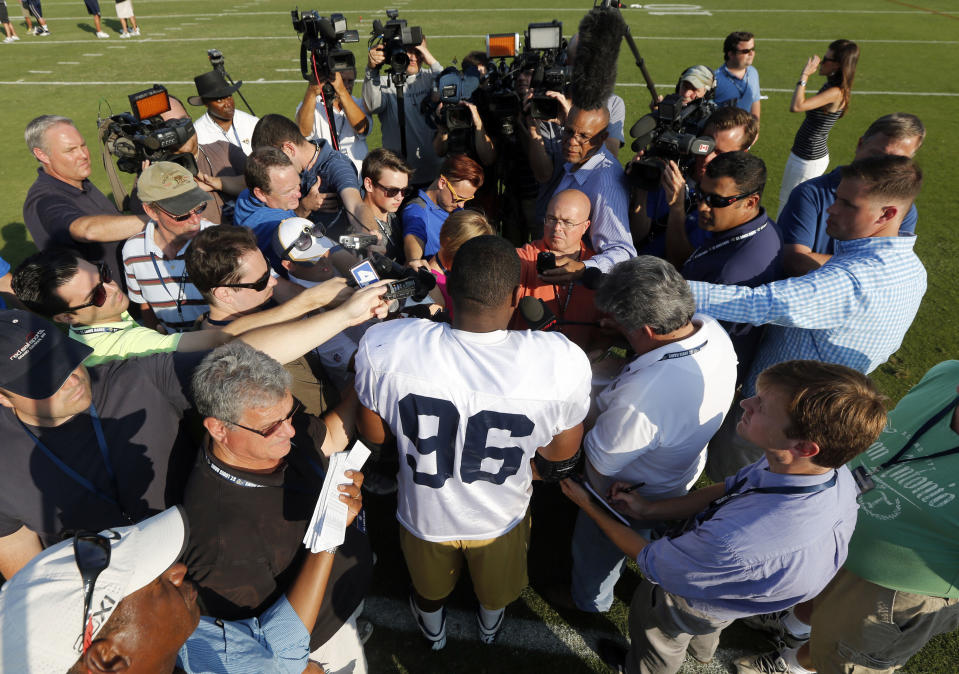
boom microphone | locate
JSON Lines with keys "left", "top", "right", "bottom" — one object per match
{"left": 317, "top": 18, "right": 339, "bottom": 43}
{"left": 519, "top": 297, "right": 558, "bottom": 331}
{"left": 570, "top": 6, "right": 626, "bottom": 111}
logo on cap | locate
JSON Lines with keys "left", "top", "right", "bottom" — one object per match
{"left": 10, "top": 329, "right": 45, "bottom": 361}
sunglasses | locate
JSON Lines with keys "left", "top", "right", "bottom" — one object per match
{"left": 441, "top": 176, "right": 471, "bottom": 205}
{"left": 734, "top": 47, "right": 755, "bottom": 54}
{"left": 217, "top": 268, "right": 272, "bottom": 292}
{"left": 74, "top": 530, "right": 116, "bottom": 654}
{"left": 281, "top": 223, "right": 324, "bottom": 258}
{"left": 231, "top": 399, "right": 302, "bottom": 437}
{"left": 67, "top": 262, "right": 112, "bottom": 311}
{"left": 697, "top": 190, "right": 757, "bottom": 208}
{"left": 155, "top": 201, "right": 207, "bottom": 222}
{"left": 374, "top": 181, "right": 412, "bottom": 199}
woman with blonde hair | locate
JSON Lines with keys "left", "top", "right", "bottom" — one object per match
{"left": 426, "top": 209, "right": 494, "bottom": 310}
{"left": 777, "top": 39, "right": 859, "bottom": 217}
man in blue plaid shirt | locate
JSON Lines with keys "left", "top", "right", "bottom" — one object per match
{"left": 690, "top": 154, "right": 926, "bottom": 480}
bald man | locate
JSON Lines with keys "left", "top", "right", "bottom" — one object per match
{"left": 525, "top": 105, "right": 635, "bottom": 284}
{"left": 510, "top": 189, "right": 603, "bottom": 350}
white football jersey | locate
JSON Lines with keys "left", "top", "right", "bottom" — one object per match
{"left": 355, "top": 320, "right": 591, "bottom": 542}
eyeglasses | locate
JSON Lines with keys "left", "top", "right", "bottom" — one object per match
{"left": 74, "top": 530, "right": 116, "bottom": 654}
{"left": 217, "top": 268, "right": 272, "bottom": 292}
{"left": 560, "top": 126, "right": 605, "bottom": 146}
{"left": 544, "top": 215, "right": 589, "bottom": 230}
{"left": 155, "top": 201, "right": 207, "bottom": 223}
{"left": 374, "top": 181, "right": 413, "bottom": 199}
{"left": 734, "top": 47, "right": 755, "bottom": 54}
{"left": 231, "top": 399, "right": 302, "bottom": 437}
{"left": 697, "top": 190, "right": 758, "bottom": 208}
{"left": 441, "top": 176, "right": 471, "bottom": 205}
{"left": 67, "top": 263, "right": 112, "bottom": 311}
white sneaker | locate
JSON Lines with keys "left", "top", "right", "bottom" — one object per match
{"left": 119, "top": 31, "right": 130, "bottom": 38}
{"left": 11, "top": 34, "right": 20, "bottom": 40}
{"left": 741, "top": 611, "right": 810, "bottom": 649}
{"left": 132, "top": 27, "right": 140, "bottom": 36}
{"left": 96, "top": 31, "right": 109, "bottom": 38}
{"left": 38, "top": 27, "right": 50, "bottom": 36}
{"left": 3, "top": 36, "right": 15, "bottom": 44}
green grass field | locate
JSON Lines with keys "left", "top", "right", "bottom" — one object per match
{"left": 1, "top": 0, "right": 958, "bottom": 671}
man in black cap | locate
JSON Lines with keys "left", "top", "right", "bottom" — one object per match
{"left": 189, "top": 70, "right": 260, "bottom": 156}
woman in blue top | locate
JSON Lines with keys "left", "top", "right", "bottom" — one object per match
{"left": 777, "top": 39, "right": 859, "bottom": 218}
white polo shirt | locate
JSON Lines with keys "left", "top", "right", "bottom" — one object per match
{"left": 585, "top": 314, "right": 737, "bottom": 499}
{"left": 193, "top": 109, "right": 260, "bottom": 156}
{"left": 295, "top": 95, "right": 372, "bottom": 174}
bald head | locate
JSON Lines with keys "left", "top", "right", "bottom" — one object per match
{"left": 544, "top": 189, "right": 591, "bottom": 255}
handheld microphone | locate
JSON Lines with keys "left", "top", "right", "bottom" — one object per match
{"left": 519, "top": 297, "right": 557, "bottom": 331}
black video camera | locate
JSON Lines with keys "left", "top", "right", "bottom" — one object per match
{"left": 292, "top": 9, "right": 359, "bottom": 84}
{"left": 434, "top": 67, "right": 480, "bottom": 131}
{"left": 627, "top": 94, "right": 718, "bottom": 191}
{"left": 339, "top": 233, "right": 379, "bottom": 255}
{"left": 523, "top": 21, "right": 569, "bottom": 120}
{"left": 370, "top": 9, "right": 424, "bottom": 77}
{"left": 101, "top": 85, "right": 197, "bottom": 175}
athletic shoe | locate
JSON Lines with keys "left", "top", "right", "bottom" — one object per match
{"left": 741, "top": 611, "right": 810, "bottom": 649}
{"left": 476, "top": 607, "right": 504, "bottom": 644}
{"left": 408, "top": 593, "right": 446, "bottom": 651}
{"left": 38, "top": 27, "right": 50, "bottom": 36}
{"left": 119, "top": 31, "right": 130, "bottom": 39}
{"left": 132, "top": 27, "right": 140, "bottom": 36}
{"left": 95, "top": 31, "right": 109, "bottom": 38}
{"left": 3, "top": 36, "right": 16, "bottom": 43}
{"left": 734, "top": 649, "right": 797, "bottom": 673}
{"left": 32, "top": 26, "right": 41, "bottom": 35}
{"left": 10, "top": 35, "right": 19, "bottom": 41}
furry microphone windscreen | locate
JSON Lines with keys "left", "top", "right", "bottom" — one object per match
{"left": 570, "top": 7, "right": 626, "bottom": 111}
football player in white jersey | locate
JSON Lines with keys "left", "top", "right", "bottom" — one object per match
{"left": 355, "top": 235, "right": 592, "bottom": 649}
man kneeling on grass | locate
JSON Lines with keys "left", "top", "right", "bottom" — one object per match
{"left": 560, "top": 360, "right": 887, "bottom": 674}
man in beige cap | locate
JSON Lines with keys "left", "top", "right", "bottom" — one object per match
{"left": 121, "top": 162, "right": 215, "bottom": 332}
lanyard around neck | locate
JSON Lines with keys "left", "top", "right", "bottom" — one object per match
{"left": 874, "top": 396, "right": 959, "bottom": 473}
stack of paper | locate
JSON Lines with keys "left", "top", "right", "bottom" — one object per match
{"left": 303, "top": 441, "right": 372, "bottom": 552}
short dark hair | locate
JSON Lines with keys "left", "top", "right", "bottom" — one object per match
{"left": 704, "top": 106, "right": 759, "bottom": 151}
{"left": 462, "top": 50, "right": 489, "bottom": 71}
{"left": 244, "top": 146, "right": 293, "bottom": 194}
{"left": 705, "top": 151, "right": 767, "bottom": 198}
{"left": 840, "top": 154, "right": 923, "bottom": 204}
{"left": 756, "top": 360, "right": 887, "bottom": 468}
{"left": 723, "top": 31, "right": 754, "bottom": 58}
{"left": 185, "top": 225, "right": 260, "bottom": 301}
{"left": 595, "top": 256, "right": 694, "bottom": 335}
{"left": 361, "top": 147, "right": 413, "bottom": 183}
{"left": 446, "top": 235, "right": 519, "bottom": 313}
{"left": 861, "top": 113, "right": 926, "bottom": 148}
{"left": 251, "top": 113, "right": 307, "bottom": 150}
{"left": 11, "top": 248, "right": 82, "bottom": 317}
{"left": 440, "top": 153, "right": 484, "bottom": 189}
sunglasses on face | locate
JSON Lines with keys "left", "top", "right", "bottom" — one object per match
{"left": 374, "top": 181, "right": 412, "bottom": 199}
{"left": 231, "top": 399, "right": 302, "bottom": 437}
{"left": 441, "top": 176, "right": 471, "bottom": 204}
{"left": 156, "top": 201, "right": 207, "bottom": 222}
{"left": 74, "top": 530, "right": 116, "bottom": 654}
{"left": 697, "top": 190, "right": 757, "bottom": 208}
{"left": 734, "top": 47, "right": 755, "bottom": 54}
{"left": 217, "top": 268, "right": 272, "bottom": 292}
{"left": 67, "top": 262, "right": 112, "bottom": 311}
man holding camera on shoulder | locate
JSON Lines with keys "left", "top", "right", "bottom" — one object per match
{"left": 295, "top": 67, "right": 372, "bottom": 174}
{"left": 363, "top": 33, "right": 443, "bottom": 187}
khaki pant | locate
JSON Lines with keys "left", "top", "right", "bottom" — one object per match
{"left": 810, "top": 567, "right": 959, "bottom": 673}
{"left": 399, "top": 512, "right": 531, "bottom": 610}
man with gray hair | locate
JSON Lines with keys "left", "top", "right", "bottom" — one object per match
{"left": 22, "top": 115, "right": 147, "bottom": 287}
{"left": 182, "top": 341, "right": 374, "bottom": 674}
{"left": 563, "top": 255, "right": 737, "bottom": 613}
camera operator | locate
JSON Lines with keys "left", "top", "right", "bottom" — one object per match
{"left": 631, "top": 106, "right": 758, "bottom": 259}
{"left": 363, "top": 35, "right": 444, "bottom": 187}
{"left": 189, "top": 70, "right": 260, "bottom": 156}
{"left": 252, "top": 113, "right": 377, "bottom": 240}
{"left": 295, "top": 68, "right": 372, "bottom": 173}
{"left": 432, "top": 99, "right": 497, "bottom": 168}
{"left": 22, "top": 115, "right": 147, "bottom": 289}
{"left": 128, "top": 94, "right": 247, "bottom": 226}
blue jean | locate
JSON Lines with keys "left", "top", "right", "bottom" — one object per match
{"left": 571, "top": 508, "right": 653, "bottom": 612}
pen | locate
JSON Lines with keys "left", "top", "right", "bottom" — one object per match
{"left": 620, "top": 481, "right": 645, "bottom": 493}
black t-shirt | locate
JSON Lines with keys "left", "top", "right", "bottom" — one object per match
{"left": 0, "top": 351, "right": 204, "bottom": 546}
{"left": 22, "top": 169, "right": 130, "bottom": 290}
{"left": 181, "top": 414, "right": 373, "bottom": 649}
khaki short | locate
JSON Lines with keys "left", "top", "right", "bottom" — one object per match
{"left": 399, "top": 511, "right": 531, "bottom": 610}
{"left": 115, "top": 0, "right": 133, "bottom": 19}
{"left": 810, "top": 567, "right": 959, "bottom": 673}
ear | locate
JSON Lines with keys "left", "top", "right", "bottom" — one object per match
{"left": 203, "top": 416, "right": 229, "bottom": 444}
{"left": 141, "top": 203, "right": 159, "bottom": 221}
{"left": 52, "top": 311, "right": 78, "bottom": 325}
{"left": 210, "top": 285, "right": 233, "bottom": 307}
{"left": 32, "top": 147, "right": 49, "bottom": 165}
{"left": 280, "top": 141, "right": 296, "bottom": 160}
{"left": 876, "top": 205, "right": 900, "bottom": 226}
{"left": 82, "top": 639, "right": 131, "bottom": 673}
{"left": 252, "top": 186, "right": 269, "bottom": 203}
{"left": 363, "top": 177, "right": 374, "bottom": 193}
{"left": 280, "top": 260, "right": 293, "bottom": 272}
{"left": 790, "top": 439, "right": 820, "bottom": 459}
{"left": 509, "top": 285, "right": 523, "bottom": 311}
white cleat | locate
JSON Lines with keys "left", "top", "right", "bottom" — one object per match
{"left": 96, "top": 31, "right": 109, "bottom": 38}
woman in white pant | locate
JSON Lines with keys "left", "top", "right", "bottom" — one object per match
{"left": 777, "top": 39, "right": 859, "bottom": 218}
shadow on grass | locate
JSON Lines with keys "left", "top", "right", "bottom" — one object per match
{"left": 0, "top": 222, "right": 35, "bottom": 267}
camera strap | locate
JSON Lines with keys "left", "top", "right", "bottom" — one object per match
{"left": 97, "top": 118, "right": 131, "bottom": 210}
